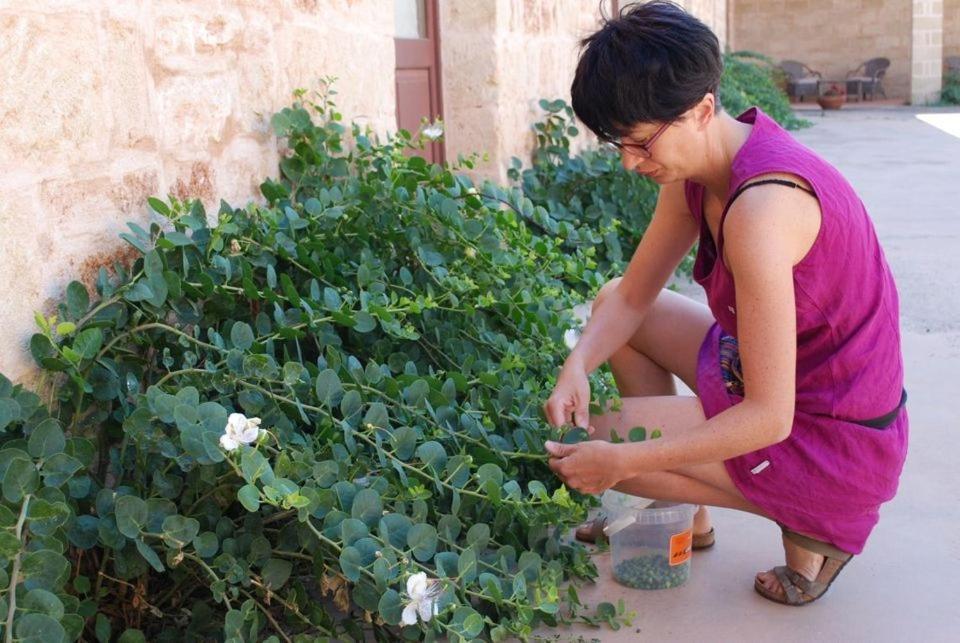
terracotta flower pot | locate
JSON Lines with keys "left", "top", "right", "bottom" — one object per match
{"left": 817, "top": 94, "right": 845, "bottom": 110}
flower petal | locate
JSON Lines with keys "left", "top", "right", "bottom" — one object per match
{"left": 219, "top": 434, "right": 239, "bottom": 451}
{"left": 239, "top": 425, "right": 260, "bottom": 443}
{"left": 226, "top": 413, "right": 247, "bottom": 433}
{"left": 401, "top": 603, "right": 419, "bottom": 626}
{"left": 417, "top": 597, "right": 435, "bottom": 623}
{"left": 406, "top": 571, "right": 427, "bottom": 598}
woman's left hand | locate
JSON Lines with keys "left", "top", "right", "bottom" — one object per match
{"left": 545, "top": 439, "right": 628, "bottom": 495}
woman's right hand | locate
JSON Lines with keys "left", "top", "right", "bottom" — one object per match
{"left": 543, "top": 360, "right": 593, "bottom": 430}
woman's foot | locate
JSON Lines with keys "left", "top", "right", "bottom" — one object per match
{"left": 693, "top": 504, "right": 711, "bottom": 535}
{"left": 754, "top": 531, "right": 826, "bottom": 600}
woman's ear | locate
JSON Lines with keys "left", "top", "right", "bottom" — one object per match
{"left": 692, "top": 93, "right": 716, "bottom": 130}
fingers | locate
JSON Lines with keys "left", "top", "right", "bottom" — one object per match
{"left": 572, "top": 406, "right": 590, "bottom": 430}
{"left": 543, "top": 397, "right": 569, "bottom": 428}
{"left": 543, "top": 440, "right": 570, "bottom": 457}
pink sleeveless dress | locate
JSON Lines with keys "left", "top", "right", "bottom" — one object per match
{"left": 686, "top": 107, "right": 909, "bottom": 555}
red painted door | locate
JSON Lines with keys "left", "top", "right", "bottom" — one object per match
{"left": 395, "top": 0, "right": 444, "bottom": 164}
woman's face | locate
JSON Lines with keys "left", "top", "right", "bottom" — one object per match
{"left": 615, "top": 96, "right": 713, "bottom": 184}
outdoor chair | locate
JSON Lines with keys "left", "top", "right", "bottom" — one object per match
{"left": 846, "top": 57, "right": 890, "bottom": 101}
{"left": 779, "top": 59, "right": 821, "bottom": 102}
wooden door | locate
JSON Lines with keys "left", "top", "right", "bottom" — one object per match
{"left": 395, "top": 0, "right": 444, "bottom": 163}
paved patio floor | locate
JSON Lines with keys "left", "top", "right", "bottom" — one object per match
{"left": 540, "top": 107, "right": 960, "bottom": 642}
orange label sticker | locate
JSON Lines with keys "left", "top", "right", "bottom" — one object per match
{"left": 669, "top": 529, "right": 693, "bottom": 566}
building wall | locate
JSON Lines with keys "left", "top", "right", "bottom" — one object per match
{"left": 0, "top": 0, "right": 396, "bottom": 383}
{"left": 732, "top": 0, "right": 913, "bottom": 100}
{"left": 0, "top": 0, "right": 752, "bottom": 384}
{"left": 912, "top": 0, "right": 944, "bottom": 104}
{"left": 944, "top": 0, "right": 960, "bottom": 59}
{"left": 439, "top": 0, "right": 613, "bottom": 183}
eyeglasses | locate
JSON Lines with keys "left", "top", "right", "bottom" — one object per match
{"left": 605, "top": 120, "right": 672, "bottom": 158}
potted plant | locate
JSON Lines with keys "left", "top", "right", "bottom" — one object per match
{"left": 817, "top": 83, "right": 846, "bottom": 110}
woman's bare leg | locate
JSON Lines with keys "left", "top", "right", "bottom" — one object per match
{"left": 587, "top": 278, "right": 829, "bottom": 599}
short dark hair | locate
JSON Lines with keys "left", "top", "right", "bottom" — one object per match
{"left": 570, "top": 1, "right": 723, "bottom": 143}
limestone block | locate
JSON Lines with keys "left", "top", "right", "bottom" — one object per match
{"left": 0, "top": 189, "right": 47, "bottom": 380}
{"left": 0, "top": 12, "right": 107, "bottom": 165}
{"left": 212, "top": 136, "right": 278, "bottom": 209}
{"left": 103, "top": 18, "right": 155, "bottom": 150}
{"left": 154, "top": 73, "right": 237, "bottom": 150}
{"left": 152, "top": 5, "right": 246, "bottom": 73}
{"left": 277, "top": 25, "right": 395, "bottom": 135}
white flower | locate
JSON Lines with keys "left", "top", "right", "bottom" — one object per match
{"left": 219, "top": 413, "right": 264, "bottom": 451}
{"left": 421, "top": 121, "right": 444, "bottom": 141}
{"left": 401, "top": 572, "right": 439, "bottom": 625}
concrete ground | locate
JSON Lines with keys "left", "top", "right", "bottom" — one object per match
{"left": 543, "top": 107, "right": 960, "bottom": 642}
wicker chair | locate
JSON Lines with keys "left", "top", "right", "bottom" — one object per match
{"left": 779, "top": 60, "right": 821, "bottom": 102}
{"left": 846, "top": 58, "right": 890, "bottom": 101}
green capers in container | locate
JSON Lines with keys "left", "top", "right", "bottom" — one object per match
{"left": 613, "top": 553, "right": 690, "bottom": 589}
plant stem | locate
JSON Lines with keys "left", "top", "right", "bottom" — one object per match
{"left": 4, "top": 495, "right": 31, "bottom": 643}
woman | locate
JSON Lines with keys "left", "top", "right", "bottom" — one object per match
{"left": 543, "top": 1, "right": 908, "bottom": 606}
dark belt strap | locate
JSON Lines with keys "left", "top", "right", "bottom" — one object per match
{"left": 852, "top": 388, "right": 907, "bottom": 429}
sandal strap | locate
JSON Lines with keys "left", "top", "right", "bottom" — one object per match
{"left": 772, "top": 566, "right": 805, "bottom": 604}
{"left": 784, "top": 566, "right": 826, "bottom": 597}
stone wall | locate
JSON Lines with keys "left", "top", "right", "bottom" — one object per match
{"left": 0, "top": 0, "right": 750, "bottom": 384}
{"left": 439, "top": 0, "right": 614, "bottom": 183}
{"left": 911, "top": 0, "right": 944, "bottom": 104}
{"left": 0, "top": 0, "right": 396, "bottom": 383}
{"left": 943, "top": 0, "right": 959, "bottom": 60}
{"left": 732, "top": 0, "right": 914, "bottom": 101}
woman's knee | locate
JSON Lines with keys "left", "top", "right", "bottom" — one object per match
{"left": 591, "top": 276, "right": 623, "bottom": 314}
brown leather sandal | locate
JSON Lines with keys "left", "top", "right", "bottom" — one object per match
{"left": 754, "top": 525, "right": 854, "bottom": 606}
{"left": 574, "top": 514, "right": 716, "bottom": 549}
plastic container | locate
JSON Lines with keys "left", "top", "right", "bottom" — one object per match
{"left": 601, "top": 490, "right": 697, "bottom": 590}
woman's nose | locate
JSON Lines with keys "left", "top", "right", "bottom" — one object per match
{"left": 620, "top": 151, "right": 648, "bottom": 172}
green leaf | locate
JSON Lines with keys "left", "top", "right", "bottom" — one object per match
{"left": 362, "top": 403, "right": 389, "bottom": 429}
{"left": 406, "top": 523, "right": 438, "bottom": 562}
{"left": 0, "top": 531, "right": 21, "bottom": 560}
{"left": 40, "top": 453, "right": 83, "bottom": 488}
{"left": 161, "top": 515, "right": 200, "bottom": 549}
{"left": 415, "top": 441, "right": 447, "bottom": 473}
{"left": 240, "top": 449, "right": 274, "bottom": 485}
{"left": 339, "top": 546, "right": 363, "bottom": 582}
{"left": 391, "top": 426, "right": 417, "bottom": 460}
{"left": 73, "top": 328, "right": 103, "bottom": 360}
{"left": 230, "top": 322, "right": 255, "bottom": 350}
{"left": 21, "top": 588, "right": 64, "bottom": 619}
{"left": 458, "top": 545, "right": 478, "bottom": 584}
{"left": 147, "top": 196, "right": 170, "bottom": 216}
{"left": 135, "top": 538, "right": 165, "bottom": 573}
{"left": 65, "top": 281, "right": 89, "bottom": 320}
{"left": 261, "top": 558, "right": 293, "bottom": 590}
{"left": 350, "top": 488, "right": 382, "bottom": 526}
{"left": 118, "top": 629, "right": 147, "bottom": 643}
{"left": 377, "top": 589, "right": 404, "bottom": 625}
{"left": 629, "top": 426, "right": 647, "bottom": 442}
{"left": 28, "top": 418, "right": 66, "bottom": 459}
{"left": 237, "top": 484, "right": 260, "bottom": 512}
{"left": 115, "top": 495, "right": 149, "bottom": 538}
{"left": 3, "top": 458, "right": 39, "bottom": 503}
{"left": 0, "top": 398, "right": 21, "bottom": 432}
{"left": 15, "top": 613, "right": 66, "bottom": 643}
{"left": 323, "top": 287, "right": 342, "bottom": 310}
{"left": 192, "top": 532, "right": 219, "bottom": 558}
{"left": 353, "top": 311, "right": 376, "bottom": 333}
{"left": 21, "top": 549, "right": 70, "bottom": 591}
{"left": 315, "top": 369, "right": 344, "bottom": 407}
